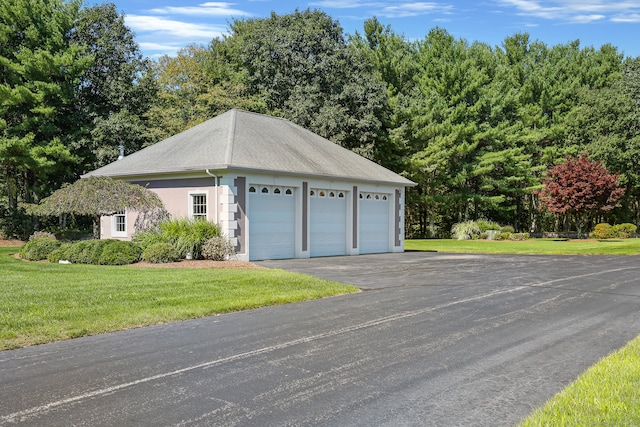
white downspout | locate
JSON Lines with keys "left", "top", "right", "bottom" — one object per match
{"left": 205, "top": 169, "right": 219, "bottom": 224}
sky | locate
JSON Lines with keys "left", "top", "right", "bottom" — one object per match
{"left": 101, "top": 0, "right": 640, "bottom": 59}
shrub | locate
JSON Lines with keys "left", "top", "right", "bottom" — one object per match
{"left": 476, "top": 219, "right": 502, "bottom": 232}
{"left": 611, "top": 223, "right": 637, "bottom": 238}
{"left": 20, "top": 237, "right": 62, "bottom": 261}
{"left": 133, "top": 218, "right": 221, "bottom": 259}
{"left": 592, "top": 223, "right": 612, "bottom": 239}
{"left": 508, "top": 232, "right": 529, "bottom": 241}
{"left": 162, "top": 218, "right": 220, "bottom": 259}
{"left": 98, "top": 240, "right": 142, "bottom": 265}
{"left": 501, "top": 225, "right": 515, "bottom": 234}
{"left": 132, "top": 229, "right": 164, "bottom": 251}
{"left": 451, "top": 221, "right": 481, "bottom": 240}
{"left": 48, "top": 243, "right": 72, "bottom": 263}
{"left": 29, "top": 231, "right": 56, "bottom": 240}
{"left": 202, "top": 236, "right": 236, "bottom": 261}
{"left": 46, "top": 239, "right": 141, "bottom": 265}
{"left": 495, "top": 232, "right": 511, "bottom": 241}
{"left": 62, "top": 240, "right": 111, "bottom": 264}
{"left": 142, "top": 242, "right": 181, "bottom": 263}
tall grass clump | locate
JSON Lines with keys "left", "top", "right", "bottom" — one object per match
{"left": 451, "top": 220, "right": 482, "bottom": 240}
{"left": 451, "top": 219, "right": 522, "bottom": 240}
{"left": 133, "top": 218, "right": 221, "bottom": 259}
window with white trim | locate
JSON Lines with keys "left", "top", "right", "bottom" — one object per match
{"left": 190, "top": 193, "right": 207, "bottom": 220}
{"left": 112, "top": 210, "right": 127, "bottom": 237}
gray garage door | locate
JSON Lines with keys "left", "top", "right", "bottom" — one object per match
{"left": 248, "top": 186, "right": 295, "bottom": 260}
{"left": 359, "top": 193, "right": 390, "bottom": 254}
{"left": 310, "top": 189, "right": 347, "bottom": 257}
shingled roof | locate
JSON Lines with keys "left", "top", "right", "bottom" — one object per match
{"left": 84, "top": 109, "right": 414, "bottom": 186}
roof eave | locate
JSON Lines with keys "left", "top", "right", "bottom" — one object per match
{"left": 84, "top": 165, "right": 416, "bottom": 187}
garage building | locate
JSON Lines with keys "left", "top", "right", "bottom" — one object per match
{"left": 85, "top": 109, "right": 415, "bottom": 261}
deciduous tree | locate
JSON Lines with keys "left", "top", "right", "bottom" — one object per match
{"left": 30, "top": 176, "right": 165, "bottom": 238}
{"left": 223, "top": 9, "right": 390, "bottom": 159}
{"left": 71, "top": 2, "right": 156, "bottom": 169}
{"left": 536, "top": 154, "right": 625, "bottom": 235}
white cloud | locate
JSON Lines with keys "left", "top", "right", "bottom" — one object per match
{"left": 126, "top": 15, "right": 227, "bottom": 39}
{"left": 379, "top": 2, "right": 454, "bottom": 18}
{"left": 150, "top": 2, "right": 251, "bottom": 16}
{"left": 497, "top": 0, "right": 640, "bottom": 23}
{"left": 569, "top": 14, "right": 605, "bottom": 23}
{"left": 310, "top": 1, "right": 454, "bottom": 17}
{"left": 138, "top": 42, "right": 183, "bottom": 58}
{"left": 309, "top": 1, "right": 370, "bottom": 8}
{"left": 611, "top": 13, "right": 640, "bottom": 22}
{"left": 138, "top": 42, "right": 184, "bottom": 51}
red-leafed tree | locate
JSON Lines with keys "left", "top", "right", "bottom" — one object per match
{"left": 537, "top": 154, "right": 625, "bottom": 236}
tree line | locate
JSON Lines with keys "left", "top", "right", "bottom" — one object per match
{"left": 1, "top": 1, "right": 639, "bottom": 238}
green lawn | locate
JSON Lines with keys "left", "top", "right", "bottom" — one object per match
{"left": 519, "top": 335, "right": 640, "bottom": 426}
{"left": 406, "top": 238, "right": 640, "bottom": 255}
{"left": 0, "top": 246, "right": 357, "bottom": 350}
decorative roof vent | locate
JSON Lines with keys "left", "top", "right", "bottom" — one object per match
{"left": 117, "top": 145, "right": 125, "bottom": 160}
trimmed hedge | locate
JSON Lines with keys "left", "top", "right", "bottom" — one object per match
{"left": 48, "top": 240, "right": 141, "bottom": 265}
{"left": 591, "top": 223, "right": 638, "bottom": 239}
{"left": 98, "top": 240, "right": 142, "bottom": 265}
{"left": 20, "top": 238, "right": 62, "bottom": 261}
{"left": 142, "top": 242, "right": 181, "bottom": 264}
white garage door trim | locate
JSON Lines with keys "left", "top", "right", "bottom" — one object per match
{"left": 248, "top": 185, "right": 295, "bottom": 260}
{"left": 310, "top": 189, "right": 347, "bottom": 257}
{"left": 359, "top": 192, "right": 390, "bottom": 254}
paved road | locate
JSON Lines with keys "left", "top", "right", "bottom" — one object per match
{"left": 1, "top": 252, "right": 640, "bottom": 426}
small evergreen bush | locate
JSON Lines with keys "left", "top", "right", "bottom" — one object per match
{"left": 64, "top": 240, "right": 111, "bottom": 264}
{"left": 501, "top": 225, "right": 515, "bottom": 234}
{"left": 611, "top": 223, "right": 637, "bottom": 238}
{"left": 508, "top": 232, "right": 529, "bottom": 241}
{"left": 592, "top": 223, "right": 637, "bottom": 239}
{"left": 20, "top": 237, "right": 62, "bottom": 261}
{"left": 142, "top": 242, "right": 181, "bottom": 263}
{"left": 48, "top": 243, "right": 72, "bottom": 263}
{"left": 476, "top": 219, "right": 502, "bottom": 232}
{"left": 592, "top": 223, "right": 612, "bottom": 239}
{"left": 46, "top": 240, "right": 141, "bottom": 265}
{"left": 98, "top": 240, "right": 142, "bottom": 265}
{"left": 202, "top": 236, "right": 236, "bottom": 261}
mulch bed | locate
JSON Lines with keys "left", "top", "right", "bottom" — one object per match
{"left": 129, "top": 259, "right": 266, "bottom": 269}
{"left": 0, "top": 239, "right": 25, "bottom": 247}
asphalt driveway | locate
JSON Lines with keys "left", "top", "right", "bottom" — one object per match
{"left": 2, "top": 252, "right": 640, "bottom": 426}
